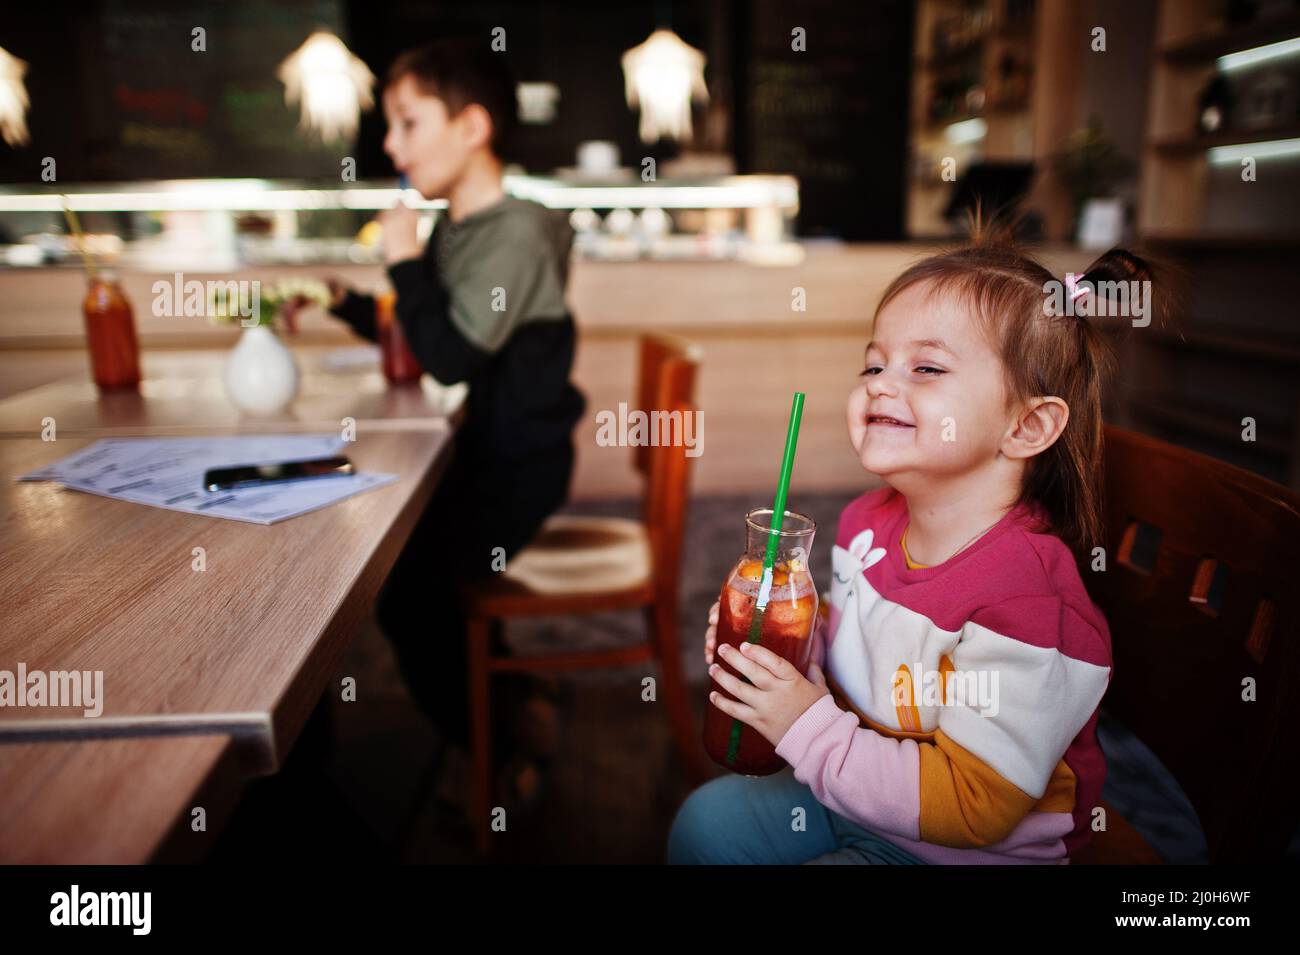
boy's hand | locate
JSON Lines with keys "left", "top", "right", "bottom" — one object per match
{"left": 708, "top": 641, "right": 830, "bottom": 748}
{"left": 284, "top": 278, "right": 347, "bottom": 317}
{"left": 704, "top": 599, "right": 719, "bottom": 665}
{"left": 379, "top": 202, "right": 422, "bottom": 264}
{"left": 324, "top": 277, "right": 349, "bottom": 307}
{"left": 282, "top": 278, "right": 349, "bottom": 334}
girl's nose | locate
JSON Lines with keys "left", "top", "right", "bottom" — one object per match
{"left": 865, "top": 369, "right": 899, "bottom": 398}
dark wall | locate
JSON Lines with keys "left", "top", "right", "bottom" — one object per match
{"left": 0, "top": 0, "right": 914, "bottom": 239}
{"left": 349, "top": 0, "right": 915, "bottom": 238}
{"left": 0, "top": 0, "right": 345, "bottom": 183}
{"left": 345, "top": 0, "right": 719, "bottom": 176}
{"left": 735, "top": 0, "right": 914, "bottom": 240}
{"left": 0, "top": 0, "right": 718, "bottom": 183}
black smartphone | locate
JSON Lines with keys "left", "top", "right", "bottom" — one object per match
{"left": 202, "top": 456, "right": 354, "bottom": 491}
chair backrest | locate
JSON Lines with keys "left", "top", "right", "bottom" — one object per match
{"left": 633, "top": 335, "right": 698, "bottom": 472}
{"left": 633, "top": 335, "right": 702, "bottom": 597}
{"left": 1091, "top": 425, "right": 1300, "bottom": 861}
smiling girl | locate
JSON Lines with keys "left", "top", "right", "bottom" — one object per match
{"left": 669, "top": 228, "right": 1163, "bottom": 865}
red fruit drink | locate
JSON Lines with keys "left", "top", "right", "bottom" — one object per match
{"left": 377, "top": 291, "right": 422, "bottom": 384}
{"left": 704, "top": 508, "right": 818, "bottom": 775}
{"left": 83, "top": 275, "right": 140, "bottom": 390}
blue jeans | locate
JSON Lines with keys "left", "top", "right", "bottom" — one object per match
{"left": 667, "top": 767, "right": 929, "bottom": 865}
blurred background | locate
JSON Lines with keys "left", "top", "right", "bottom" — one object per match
{"left": 1, "top": 0, "right": 1297, "bottom": 495}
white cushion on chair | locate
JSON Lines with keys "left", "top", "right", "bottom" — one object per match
{"left": 501, "top": 515, "right": 653, "bottom": 595}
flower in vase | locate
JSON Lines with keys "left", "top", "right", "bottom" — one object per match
{"left": 208, "top": 276, "right": 331, "bottom": 335}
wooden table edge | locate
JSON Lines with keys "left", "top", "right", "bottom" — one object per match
{"left": 0, "top": 420, "right": 459, "bottom": 774}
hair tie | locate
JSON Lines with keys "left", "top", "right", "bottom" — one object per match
{"left": 1065, "top": 272, "right": 1091, "bottom": 302}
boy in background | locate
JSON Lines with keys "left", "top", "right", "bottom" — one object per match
{"left": 300, "top": 39, "right": 585, "bottom": 806}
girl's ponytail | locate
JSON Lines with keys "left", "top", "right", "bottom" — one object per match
{"left": 1073, "top": 245, "right": 1183, "bottom": 330}
{"left": 1030, "top": 245, "right": 1180, "bottom": 553}
{"left": 1080, "top": 247, "right": 1152, "bottom": 286}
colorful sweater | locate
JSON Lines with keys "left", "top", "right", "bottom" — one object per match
{"left": 774, "top": 487, "right": 1112, "bottom": 864}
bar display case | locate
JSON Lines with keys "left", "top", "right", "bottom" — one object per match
{"left": 0, "top": 175, "right": 801, "bottom": 271}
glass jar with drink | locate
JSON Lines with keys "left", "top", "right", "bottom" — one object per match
{"left": 82, "top": 271, "right": 141, "bottom": 390}
{"left": 376, "top": 290, "right": 423, "bottom": 385}
{"left": 704, "top": 506, "right": 819, "bottom": 776}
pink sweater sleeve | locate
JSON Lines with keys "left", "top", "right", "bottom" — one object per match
{"left": 774, "top": 695, "right": 923, "bottom": 839}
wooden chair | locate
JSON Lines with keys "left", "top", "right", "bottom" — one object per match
{"left": 461, "top": 334, "right": 709, "bottom": 852}
{"left": 1074, "top": 426, "right": 1300, "bottom": 863}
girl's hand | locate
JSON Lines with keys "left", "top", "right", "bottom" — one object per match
{"left": 379, "top": 202, "right": 422, "bottom": 264}
{"left": 704, "top": 599, "right": 720, "bottom": 665}
{"left": 708, "top": 641, "right": 831, "bottom": 748}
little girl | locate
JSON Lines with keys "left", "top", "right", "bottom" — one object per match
{"left": 669, "top": 230, "right": 1160, "bottom": 864}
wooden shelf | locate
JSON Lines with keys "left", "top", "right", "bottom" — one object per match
{"left": 908, "top": 0, "right": 1060, "bottom": 239}
{"left": 1140, "top": 2, "right": 1300, "bottom": 240}
{"left": 1132, "top": 4, "right": 1300, "bottom": 490}
{"left": 1161, "top": 12, "right": 1300, "bottom": 64}
{"left": 1151, "top": 124, "right": 1300, "bottom": 155}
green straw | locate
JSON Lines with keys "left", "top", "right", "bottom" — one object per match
{"left": 726, "top": 391, "right": 805, "bottom": 767}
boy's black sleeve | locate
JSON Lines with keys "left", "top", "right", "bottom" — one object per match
{"left": 385, "top": 258, "right": 492, "bottom": 385}
{"left": 330, "top": 290, "right": 380, "bottom": 343}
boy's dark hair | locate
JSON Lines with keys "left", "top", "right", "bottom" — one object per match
{"left": 385, "top": 38, "right": 517, "bottom": 158}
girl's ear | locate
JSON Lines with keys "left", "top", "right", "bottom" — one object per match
{"left": 1003, "top": 397, "right": 1069, "bottom": 460}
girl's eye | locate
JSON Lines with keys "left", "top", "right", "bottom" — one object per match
{"left": 859, "top": 366, "right": 882, "bottom": 377}
{"left": 915, "top": 366, "right": 946, "bottom": 376}
{"left": 402, "top": 119, "right": 415, "bottom": 131}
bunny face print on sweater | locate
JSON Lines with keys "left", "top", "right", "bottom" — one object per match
{"left": 825, "top": 524, "right": 969, "bottom": 734}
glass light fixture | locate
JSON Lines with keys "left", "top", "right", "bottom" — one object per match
{"left": 276, "top": 31, "right": 375, "bottom": 143}
{"left": 620, "top": 29, "right": 708, "bottom": 143}
{"left": 0, "top": 46, "right": 31, "bottom": 148}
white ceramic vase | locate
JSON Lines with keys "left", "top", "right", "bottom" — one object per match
{"left": 222, "top": 325, "right": 300, "bottom": 415}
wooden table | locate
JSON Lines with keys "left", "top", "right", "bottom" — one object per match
{"left": 0, "top": 735, "right": 245, "bottom": 863}
{"left": 0, "top": 344, "right": 461, "bottom": 860}
{"left": 0, "top": 345, "right": 465, "bottom": 438}
{"left": 0, "top": 429, "right": 453, "bottom": 769}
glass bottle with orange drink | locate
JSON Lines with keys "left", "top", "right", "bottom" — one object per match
{"left": 376, "top": 290, "right": 423, "bottom": 384}
{"left": 704, "top": 506, "right": 818, "bottom": 775}
{"left": 82, "top": 271, "right": 141, "bottom": 390}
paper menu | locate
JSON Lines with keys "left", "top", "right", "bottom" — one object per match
{"left": 19, "top": 434, "right": 346, "bottom": 482}
{"left": 18, "top": 435, "right": 398, "bottom": 525}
